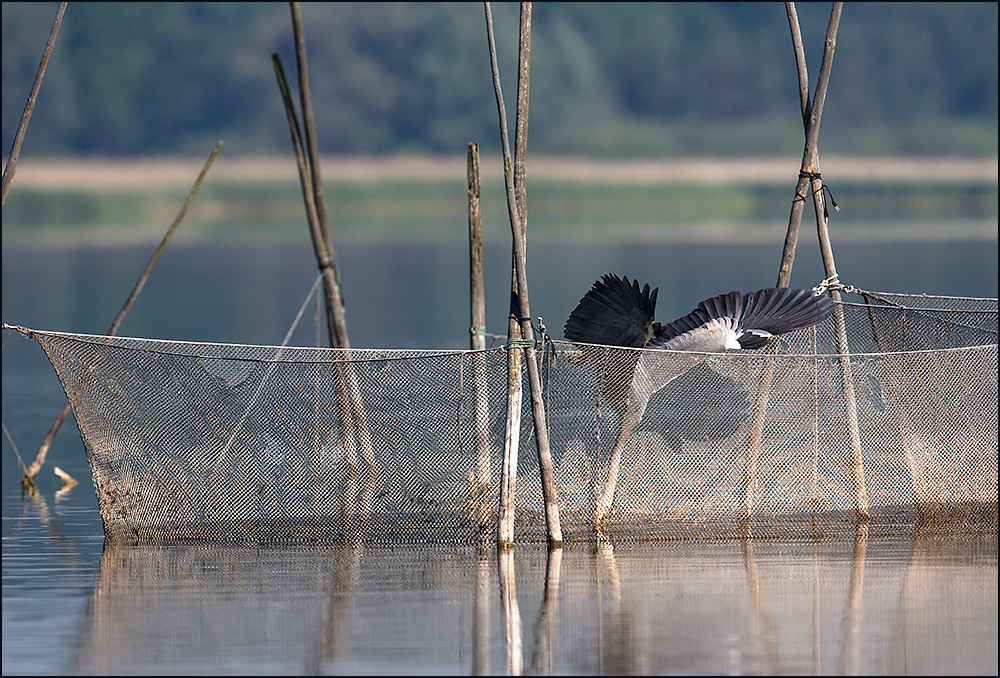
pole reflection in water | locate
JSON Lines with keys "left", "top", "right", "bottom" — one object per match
{"left": 319, "top": 540, "right": 364, "bottom": 671}
{"left": 497, "top": 547, "right": 522, "bottom": 675}
{"left": 593, "top": 539, "right": 641, "bottom": 674}
{"left": 529, "top": 546, "right": 561, "bottom": 675}
{"left": 742, "top": 536, "right": 779, "bottom": 673}
{"left": 841, "top": 522, "right": 868, "bottom": 675}
{"left": 472, "top": 543, "right": 491, "bottom": 675}
{"left": 61, "top": 530, "right": 995, "bottom": 675}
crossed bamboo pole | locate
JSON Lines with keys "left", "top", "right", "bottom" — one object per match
{"left": 744, "top": 1, "right": 869, "bottom": 523}
{"left": 274, "top": 3, "right": 376, "bottom": 494}
{"left": 485, "top": 2, "right": 562, "bottom": 547}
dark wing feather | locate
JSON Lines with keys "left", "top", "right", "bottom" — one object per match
{"left": 735, "top": 288, "right": 834, "bottom": 349}
{"left": 646, "top": 290, "right": 743, "bottom": 349}
{"left": 564, "top": 273, "right": 658, "bottom": 347}
{"left": 565, "top": 276, "right": 833, "bottom": 352}
{"left": 646, "top": 288, "right": 832, "bottom": 351}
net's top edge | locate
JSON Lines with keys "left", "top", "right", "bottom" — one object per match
{"left": 844, "top": 291, "right": 999, "bottom": 302}
{"left": 6, "top": 323, "right": 997, "bottom": 362}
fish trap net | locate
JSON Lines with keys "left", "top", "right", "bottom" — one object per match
{"left": 10, "top": 289, "right": 997, "bottom": 543}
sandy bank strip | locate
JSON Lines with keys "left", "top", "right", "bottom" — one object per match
{"left": 6, "top": 156, "right": 998, "bottom": 191}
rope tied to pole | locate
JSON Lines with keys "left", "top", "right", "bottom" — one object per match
{"left": 505, "top": 338, "right": 536, "bottom": 350}
{"left": 794, "top": 170, "right": 840, "bottom": 219}
{"left": 813, "top": 275, "right": 859, "bottom": 296}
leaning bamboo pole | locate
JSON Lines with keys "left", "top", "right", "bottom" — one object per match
{"left": 271, "top": 56, "right": 359, "bottom": 478}
{"left": 775, "top": 1, "right": 813, "bottom": 288}
{"left": 486, "top": 1, "right": 562, "bottom": 547}
{"left": 744, "top": 2, "right": 869, "bottom": 523}
{"left": 490, "top": 3, "right": 524, "bottom": 547}
{"left": 741, "top": 1, "right": 828, "bottom": 520}
{"left": 278, "top": 3, "right": 377, "bottom": 489}
{"left": 798, "top": 4, "right": 869, "bottom": 522}
{"left": 2, "top": 2, "right": 66, "bottom": 207}
{"left": 21, "top": 141, "right": 223, "bottom": 493}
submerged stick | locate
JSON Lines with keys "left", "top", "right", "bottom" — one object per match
{"left": 2, "top": 2, "right": 66, "bottom": 207}
{"left": 53, "top": 466, "right": 78, "bottom": 488}
{"left": 21, "top": 141, "right": 223, "bottom": 491}
{"left": 486, "top": 1, "right": 562, "bottom": 546}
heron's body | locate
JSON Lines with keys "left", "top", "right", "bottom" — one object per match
{"left": 564, "top": 273, "right": 835, "bottom": 524}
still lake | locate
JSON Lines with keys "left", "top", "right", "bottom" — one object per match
{"left": 2, "top": 229, "right": 998, "bottom": 674}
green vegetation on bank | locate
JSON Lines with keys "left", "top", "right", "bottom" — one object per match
{"left": 2, "top": 3, "right": 997, "bottom": 159}
{"left": 4, "top": 174, "right": 995, "bottom": 243}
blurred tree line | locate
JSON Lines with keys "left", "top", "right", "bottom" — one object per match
{"left": 2, "top": 2, "right": 997, "bottom": 158}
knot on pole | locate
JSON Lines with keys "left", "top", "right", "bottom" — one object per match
{"left": 794, "top": 170, "right": 840, "bottom": 218}
{"left": 505, "top": 338, "right": 536, "bottom": 350}
{"left": 812, "top": 275, "right": 858, "bottom": 296}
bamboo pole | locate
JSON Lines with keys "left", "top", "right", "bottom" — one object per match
{"left": 291, "top": 2, "right": 331, "bottom": 260}
{"left": 775, "top": 1, "right": 812, "bottom": 288}
{"left": 278, "top": 3, "right": 377, "bottom": 485}
{"left": 467, "top": 142, "right": 492, "bottom": 524}
{"left": 272, "top": 54, "right": 358, "bottom": 474}
{"left": 489, "top": 3, "right": 524, "bottom": 548}
{"left": 742, "top": 2, "right": 823, "bottom": 521}
{"left": 20, "top": 141, "right": 223, "bottom": 493}
{"left": 742, "top": 2, "right": 824, "bottom": 520}
{"left": 485, "top": 1, "right": 562, "bottom": 547}
{"left": 272, "top": 55, "right": 338, "bottom": 346}
{"left": 469, "top": 143, "right": 486, "bottom": 354}
{"left": 745, "top": 2, "right": 869, "bottom": 523}
{"left": 514, "top": 3, "right": 561, "bottom": 547}
{"left": 287, "top": 3, "right": 349, "bottom": 351}
{"left": 2, "top": 2, "right": 66, "bottom": 207}
{"left": 803, "top": 4, "right": 869, "bottom": 522}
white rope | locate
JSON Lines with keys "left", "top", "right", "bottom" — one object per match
{"left": 280, "top": 272, "right": 324, "bottom": 348}
{"left": 812, "top": 275, "right": 859, "bottom": 296}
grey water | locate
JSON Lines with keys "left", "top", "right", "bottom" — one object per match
{"left": 3, "top": 232, "right": 998, "bottom": 675}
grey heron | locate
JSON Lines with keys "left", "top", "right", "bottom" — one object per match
{"left": 564, "top": 273, "right": 834, "bottom": 524}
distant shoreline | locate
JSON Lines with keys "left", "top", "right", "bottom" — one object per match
{"left": 7, "top": 155, "right": 999, "bottom": 191}
{"left": 3, "top": 220, "right": 996, "bottom": 250}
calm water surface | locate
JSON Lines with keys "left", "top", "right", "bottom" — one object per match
{"left": 3, "top": 234, "right": 998, "bottom": 674}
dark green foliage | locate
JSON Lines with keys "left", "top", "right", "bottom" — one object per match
{"left": 2, "top": 2, "right": 997, "bottom": 157}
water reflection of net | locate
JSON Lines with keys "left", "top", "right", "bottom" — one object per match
{"left": 13, "top": 290, "right": 997, "bottom": 543}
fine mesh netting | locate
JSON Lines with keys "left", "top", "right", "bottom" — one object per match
{"left": 10, "top": 289, "right": 998, "bottom": 543}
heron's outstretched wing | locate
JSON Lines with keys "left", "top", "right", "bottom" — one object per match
{"left": 734, "top": 287, "right": 834, "bottom": 349}
{"left": 563, "top": 273, "right": 658, "bottom": 348}
{"left": 646, "top": 287, "right": 833, "bottom": 351}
